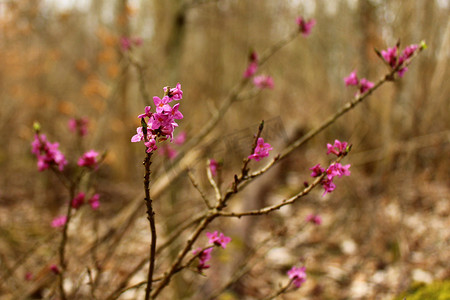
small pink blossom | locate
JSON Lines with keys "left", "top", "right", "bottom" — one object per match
{"left": 381, "top": 46, "right": 398, "bottom": 67}
{"left": 51, "top": 215, "right": 67, "bottom": 228}
{"left": 359, "top": 78, "right": 374, "bottom": 94}
{"left": 120, "top": 36, "right": 142, "bottom": 51}
{"left": 344, "top": 71, "right": 359, "bottom": 86}
{"left": 153, "top": 96, "right": 172, "bottom": 113}
{"left": 209, "top": 159, "right": 219, "bottom": 177}
{"left": 296, "top": 17, "right": 316, "bottom": 37}
{"left": 193, "top": 247, "right": 213, "bottom": 272}
{"left": 50, "top": 264, "right": 60, "bottom": 275}
{"left": 71, "top": 192, "right": 85, "bottom": 209}
{"left": 88, "top": 194, "right": 100, "bottom": 210}
{"left": 138, "top": 106, "right": 152, "bottom": 119}
{"left": 243, "top": 61, "right": 258, "bottom": 78}
{"left": 306, "top": 214, "right": 322, "bottom": 225}
{"left": 287, "top": 266, "right": 307, "bottom": 288}
{"left": 206, "top": 231, "right": 231, "bottom": 249}
{"left": 309, "top": 164, "right": 325, "bottom": 177}
{"left": 165, "top": 83, "right": 183, "bottom": 101}
{"left": 174, "top": 131, "right": 186, "bottom": 145}
{"left": 253, "top": 75, "right": 274, "bottom": 89}
{"left": 248, "top": 138, "right": 273, "bottom": 161}
{"left": 77, "top": 150, "right": 99, "bottom": 168}
{"left": 326, "top": 140, "right": 348, "bottom": 156}
{"left": 68, "top": 117, "right": 89, "bottom": 136}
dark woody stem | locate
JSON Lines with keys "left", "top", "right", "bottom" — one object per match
{"left": 144, "top": 151, "right": 157, "bottom": 300}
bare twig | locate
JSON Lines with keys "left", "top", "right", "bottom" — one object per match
{"left": 188, "top": 169, "right": 212, "bottom": 208}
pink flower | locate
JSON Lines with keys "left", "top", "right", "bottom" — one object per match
{"left": 359, "top": 78, "right": 374, "bottom": 94}
{"left": 50, "top": 264, "right": 60, "bottom": 275}
{"left": 206, "top": 231, "right": 232, "bottom": 249}
{"left": 120, "top": 36, "right": 142, "bottom": 51}
{"left": 320, "top": 163, "right": 350, "bottom": 196}
{"left": 296, "top": 17, "right": 316, "bottom": 37}
{"left": 68, "top": 117, "right": 89, "bottom": 136}
{"left": 77, "top": 150, "right": 99, "bottom": 168}
{"left": 326, "top": 140, "right": 348, "bottom": 156}
{"left": 71, "top": 192, "right": 85, "bottom": 209}
{"left": 310, "top": 164, "right": 325, "bottom": 177}
{"left": 253, "top": 75, "right": 274, "bottom": 89}
{"left": 243, "top": 61, "right": 258, "bottom": 78}
{"left": 209, "top": 159, "right": 219, "bottom": 177}
{"left": 153, "top": 96, "right": 172, "bottom": 113}
{"left": 397, "top": 67, "right": 408, "bottom": 77}
{"left": 248, "top": 138, "right": 273, "bottom": 161}
{"left": 287, "top": 266, "right": 307, "bottom": 288}
{"left": 306, "top": 214, "right": 322, "bottom": 225}
{"left": 51, "top": 215, "right": 67, "bottom": 228}
{"left": 381, "top": 46, "right": 398, "bottom": 67}
{"left": 31, "top": 134, "right": 68, "bottom": 172}
{"left": 120, "top": 37, "right": 132, "bottom": 51}
{"left": 193, "top": 247, "right": 213, "bottom": 272}
{"left": 174, "top": 131, "right": 186, "bottom": 145}
{"left": 165, "top": 83, "right": 183, "bottom": 101}
{"left": 88, "top": 194, "right": 100, "bottom": 210}
{"left": 344, "top": 71, "right": 359, "bottom": 86}
{"left": 138, "top": 106, "right": 152, "bottom": 119}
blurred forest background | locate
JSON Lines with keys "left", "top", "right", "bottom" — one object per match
{"left": 0, "top": 0, "right": 449, "bottom": 299}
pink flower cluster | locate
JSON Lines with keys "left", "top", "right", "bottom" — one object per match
{"left": 310, "top": 140, "right": 351, "bottom": 196}
{"left": 131, "top": 84, "right": 183, "bottom": 153}
{"left": 287, "top": 266, "right": 307, "bottom": 288}
{"left": 206, "top": 231, "right": 232, "bottom": 249}
{"left": 248, "top": 138, "right": 273, "bottom": 161}
{"left": 381, "top": 44, "right": 419, "bottom": 77}
{"left": 31, "top": 134, "right": 68, "bottom": 172}
{"left": 68, "top": 117, "right": 89, "bottom": 136}
{"left": 326, "top": 139, "right": 348, "bottom": 156}
{"left": 193, "top": 231, "right": 232, "bottom": 273}
{"left": 70, "top": 192, "right": 100, "bottom": 210}
{"left": 193, "top": 247, "right": 213, "bottom": 272}
{"left": 120, "top": 36, "right": 143, "bottom": 51}
{"left": 296, "top": 16, "right": 316, "bottom": 37}
{"left": 344, "top": 70, "right": 375, "bottom": 94}
{"left": 77, "top": 150, "right": 100, "bottom": 169}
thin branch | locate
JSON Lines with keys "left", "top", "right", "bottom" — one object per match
{"left": 206, "top": 160, "right": 222, "bottom": 203}
{"left": 263, "top": 279, "right": 294, "bottom": 300}
{"left": 218, "top": 156, "right": 344, "bottom": 218}
{"left": 143, "top": 151, "right": 157, "bottom": 300}
{"left": 188, "top": 169, "right": 212, "bottom": 208}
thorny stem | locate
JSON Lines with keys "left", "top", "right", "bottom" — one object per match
{"left": 144, "top": 151, "right": 157, "bottom": 300}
